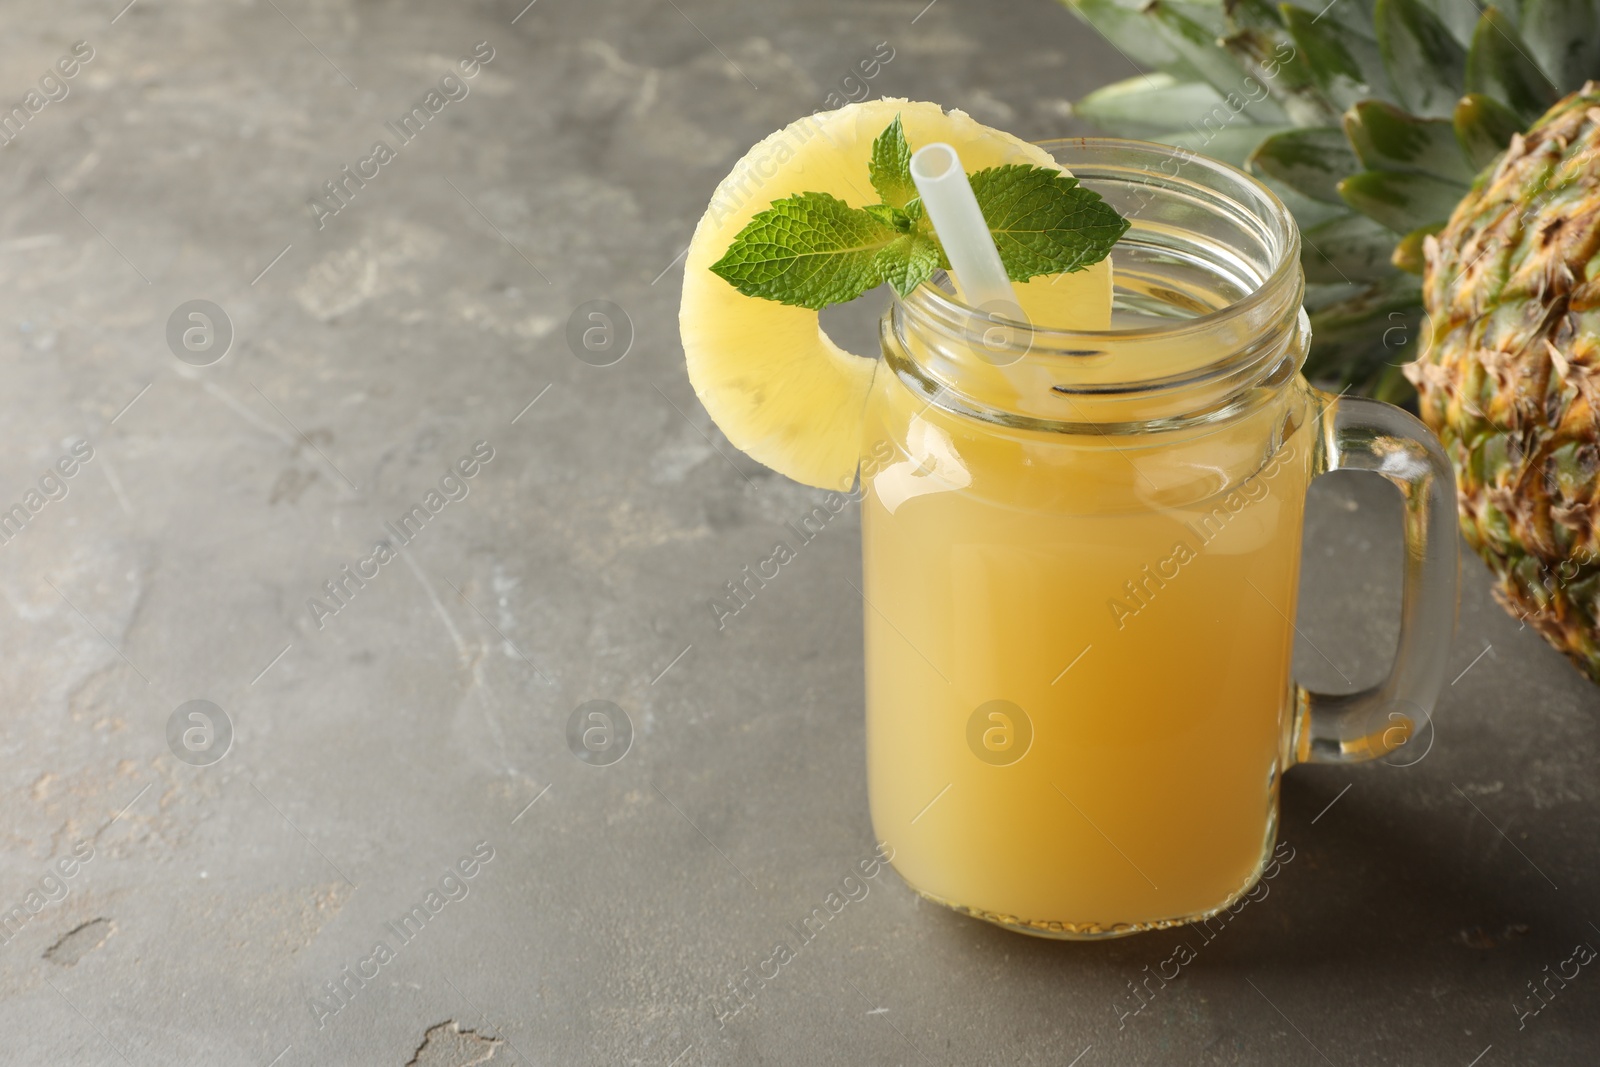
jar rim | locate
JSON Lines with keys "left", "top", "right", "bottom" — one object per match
{"left": 885, "top": 137, "right": 1307, "bottom": 426}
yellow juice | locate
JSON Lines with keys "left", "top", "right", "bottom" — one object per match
{"left": 860, "top": 358, "right": 1319, "bottom": 935}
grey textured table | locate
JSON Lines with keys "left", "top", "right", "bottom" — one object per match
{"left": 0, "top": 1, "right": 1595, "bottom": 1064}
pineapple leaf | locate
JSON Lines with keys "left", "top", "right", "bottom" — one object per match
{"left": 1278, "top": 0, "right": 1378, "bottom": 41}
{"left": 1464, "top": 6, "right": 1561, "bottom": 124}
{"left": 1375, "top": 0, "right": 1468, "bottom": 117}
{"left": 1266, "top": 176, "right": 1356, "bottom": 227}
{"left": 1343, "top": 100, "right": 1476, "bottom": 182}
{"left": 1281, "top": 3, "right": 1392, "bottom": 109}
{"left": 1057, "top": 0, "right": 1191, "bottom": 73}
{"left": 1157, "top": 124, "right": 1297, "bottom": 167}
{"left": 1160, "top": 0, "right": 1234, "bottom": 37}
{"left": 1519, "top": 0, "right": 1600, "bottom": 92}
{"left": 1301, "top": 280, "right": 1373, "bottom": 314}
{"left": 1391, "top": 222, "right": 1446, "bottom": 273}
{"left": 1303, "top": 273, "right": 1424, "bottom": 384}
{"left": 1453, "top": 92, "right": 1526, "bottom": 169}
{"left": 1248, "top": 127, "right": 1360, "bottom": 203}
{"left": 1370, "top": 361, "right": 1418, "bottom": 405}
{"left": 1302, "top": 213, "right": 1404, "bottom": 283}
{"left": 1416, "top": 0, "right": 1483, "bottom": 46}
{"left": 1225, "top": 0, "right": 1288, "bottom": 34}
{"left": 1222, "top": 29, "right": 1340, "bottom": 124}
{"left": 1072, "top": 73, "right": 1229, "bottom": 133}
{"left": 1146, "top": 0, "right": 1291, "bottom": 124}
{"left": 1337, "top": 169, "right": 1465, "bottom": 231}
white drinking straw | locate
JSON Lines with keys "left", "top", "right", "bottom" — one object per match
{"left": 909, "top": 142, "right": 1021, "bottom": 318}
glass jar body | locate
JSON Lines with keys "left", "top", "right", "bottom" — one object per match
{"left": 861, "top": 310, "right": 1318, "bottom": 936}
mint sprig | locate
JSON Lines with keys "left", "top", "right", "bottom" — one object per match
{"left": 709, "top": 115, "right": 1129, "bottom": 311}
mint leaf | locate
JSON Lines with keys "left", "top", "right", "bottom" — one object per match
{"left": 709, "top": 192, "right": 899, "bottom": 310}
{"left": 862, "top": 203, "right": 911, "bottom": 231}
{"left": 969, "top": 165, "right": 1129, "bottom": 282}
{"left": 875, "top": 232, "right": 944, "bottom": 296}
{"left": 868, "top": 115, "right": 917, "bottom": 209}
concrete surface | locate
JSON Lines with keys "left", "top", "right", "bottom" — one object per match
{"left": 0, "top": 0, "right": 1595, "bottom": 1064}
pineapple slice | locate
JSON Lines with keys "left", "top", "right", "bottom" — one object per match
{"left": 679, "top": 99, "right": 1111, "bottom": 490}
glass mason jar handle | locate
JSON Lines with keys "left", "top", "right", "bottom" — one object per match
{"left": 1293, "top": 391, "right": 1460, "bottom": 765}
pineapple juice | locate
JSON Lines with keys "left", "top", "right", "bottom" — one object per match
{"left": 860, "top": 313, "right": 1320, "bottom": 935}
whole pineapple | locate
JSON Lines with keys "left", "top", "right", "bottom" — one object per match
{"left": 1410, "top": 87, "right": 1600, "bottom": 681}
{"left": 1060, "top": 0, "right": 1600, "bottom": 681}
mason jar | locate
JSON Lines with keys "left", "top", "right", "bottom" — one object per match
{"left": 858, "top": 138, "right": 1458, "bottom": 938}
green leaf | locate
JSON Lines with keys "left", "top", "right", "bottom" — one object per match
{"left": 869, "top": 116, "right": 918, "bottom": 209}
{"left": 1160, "top": 0, "right": 1233, "bottom": 37}
{"left": 1146, "top": 0, "right": 1291, "bottom": 124}
{"left": 1221, "top": 29, "right": 1341, "bottom": 124}
{"left": 1343, "top": 100, "right": 1475, "bottom": 182}
{"left": 1417, "top": 0, "right": 1482, "bottom": 46}
{"left": 1370, "top": 361, "right": 1417, "bottom": 406}
{"left": 1303, "top": 273, "right": 1424, "bottom": 386}
{"left": 1056, "top": 0, "right": 1215, "bottom": 86}
{"left": 1073, "top": 72, "right": 1229, "bottom": 133}
{"left": 1337, "top": 169, "right": 1465, "bottom": 232}
{"left": 967, "top": 165, "right": 1130, "bottom": 282}
{"left": 1465, "top": 6, "right": 1560, "bottom": 124}
{"left": 1375, "top": 0, "right": 1468, "bottom": 117}
{"left": 1302, "top": 279, "right": 1369, "bottom": 313}
{"left": 862, "top": 203, "right": 910, "bottom": 230}
{"left": 710, "top": 192, "right": 900, "bottom": 310}
{"left": 1248, "top": 127, "right": 1360, "bottom": 203}
{"left": 1453, "top": 92, "right": 1524, "bottom": 169}
{"left": 1267, "top": 175, "right": 1355, "bottom": 227}
{"left": 1225, "top": 0, "right": 1288, "bottom": 34}
{"left": 1158, "top": 123, "right": 1294, "bottom": 167}
{"left": 1520, "top": 0, "right": 1600, "bottom": 93}
{"left": 1391, "top": 221, "right": 1446, "bottom": 273}
{"left": 875, "top": 233, "right": 945, "bottom": 296}
{"left": 1058, "top": 0, "right": 1189, "bottom": 73}
{"left": 1282, "top": 4, "right": 1392, "bottom": 109}
{"left": 862, "top": 203, "right": 895, "bottom": 226}
{"left": 1278, "top": 0, "right": 1378, "bottom": 41}
{"left": 1302, "top": 213, "right": 1404, "bottom": 283}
